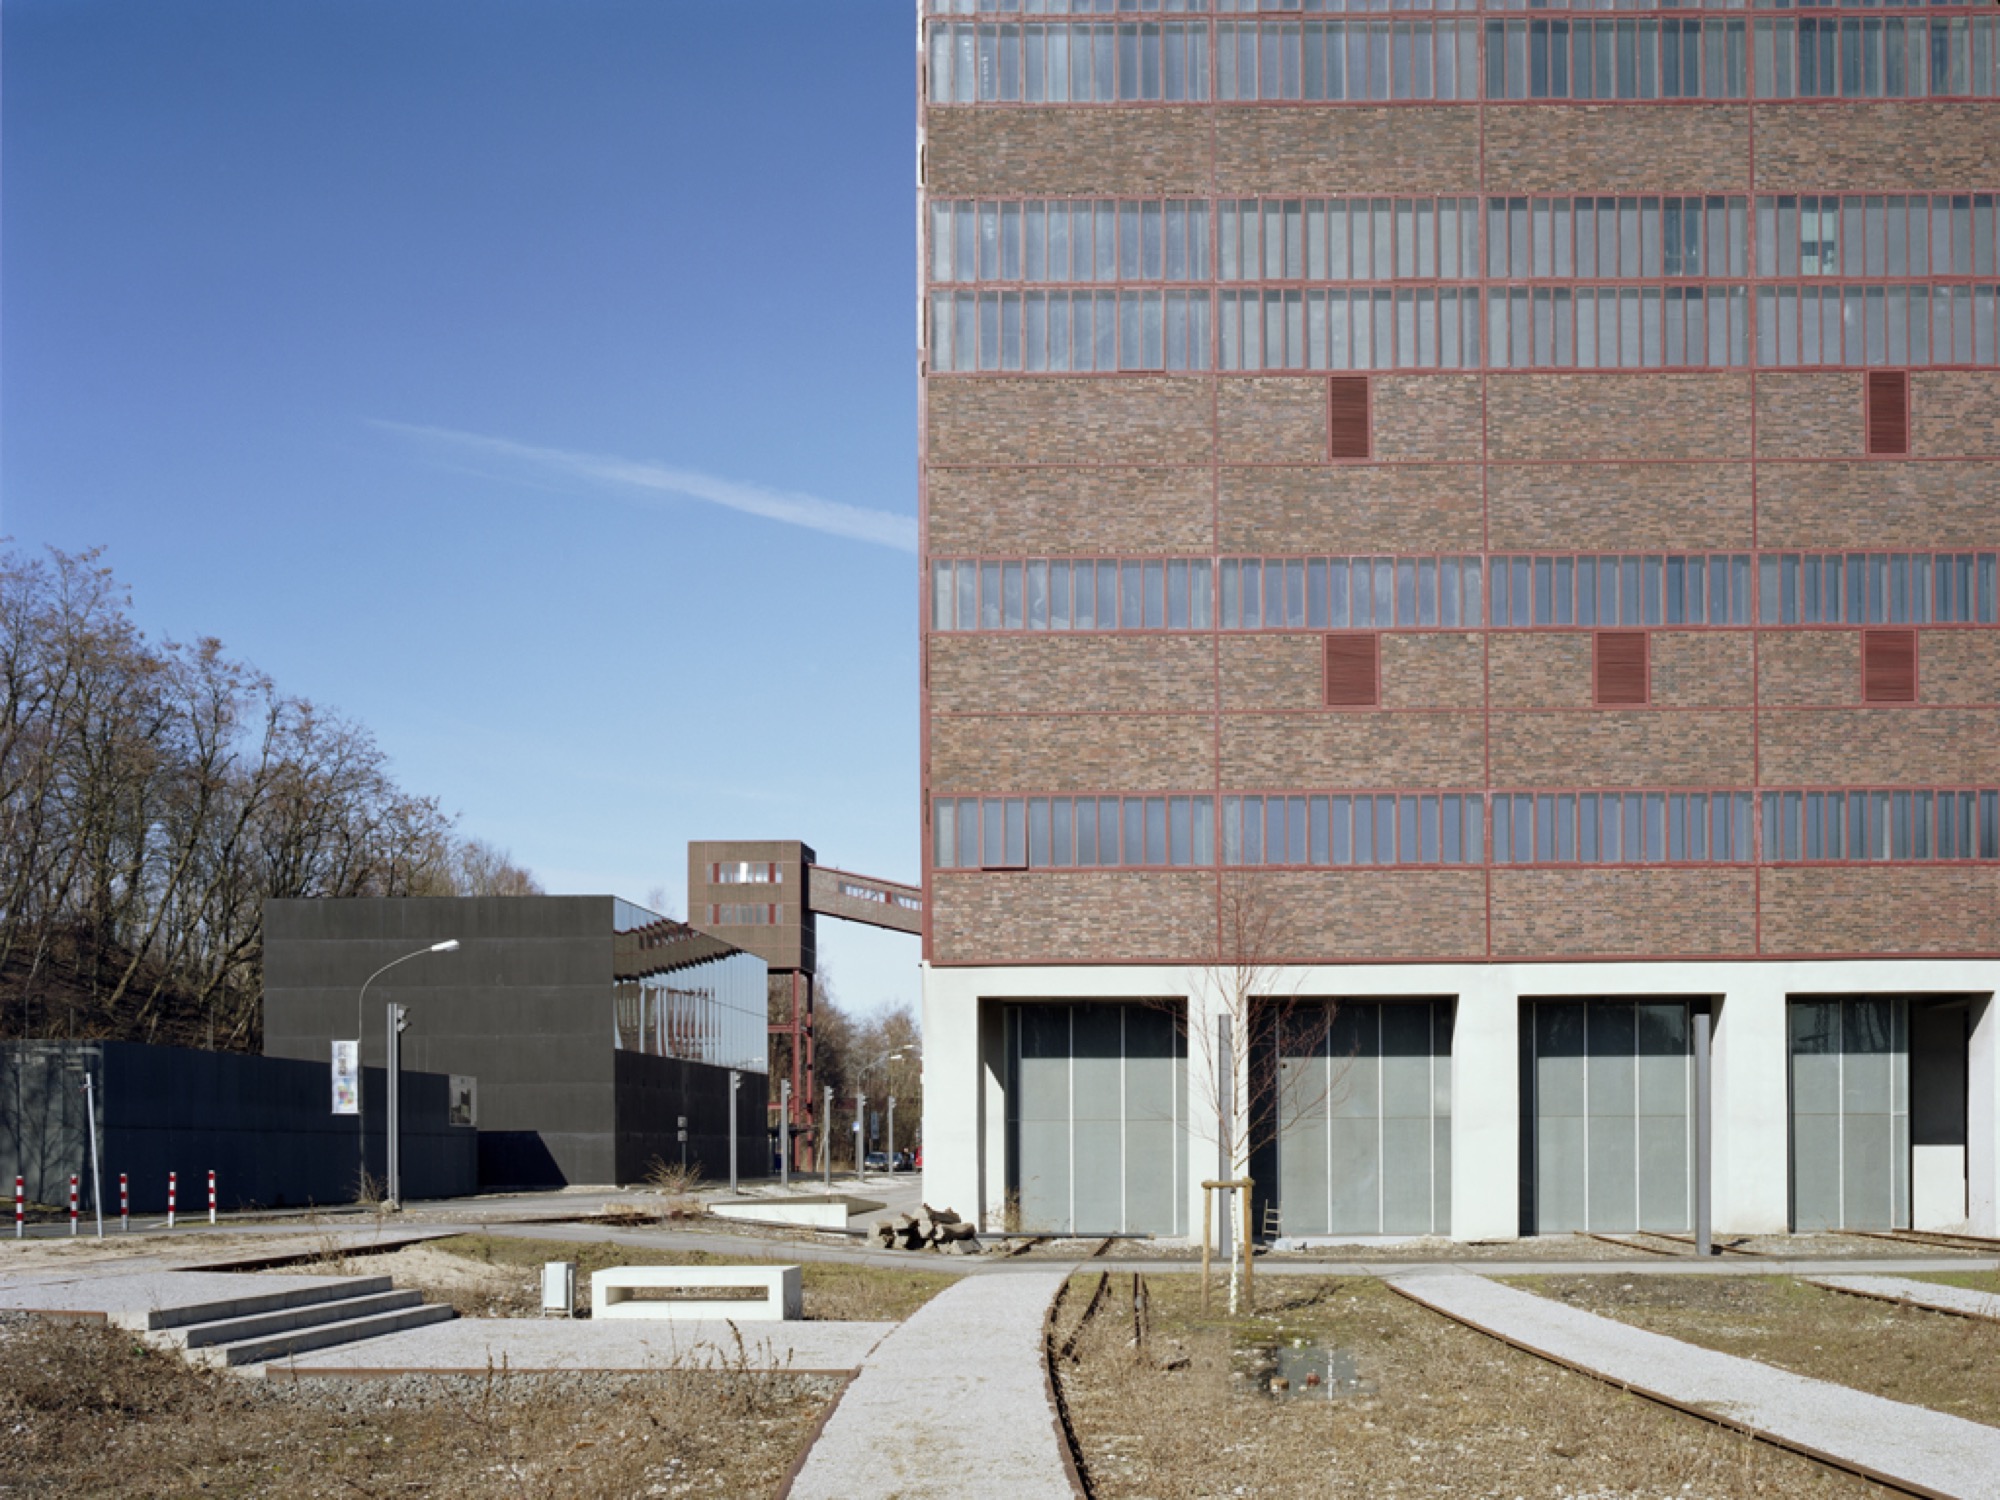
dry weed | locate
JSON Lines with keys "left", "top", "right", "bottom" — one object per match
{"left": 642, "top": 1157, "right": 707, "bottom": 1220}
{"left": 1054, "top": 1274, "right": 1898, "bottom": 1499}
{"left": 1517, "top": 1273, "right": 2000, "bottom": 1428}
{"left": 0, "top": 1312, "right": 831, "bottom": 1498}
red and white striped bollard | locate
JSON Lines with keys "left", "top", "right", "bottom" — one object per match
{"left": 207, "top": 1169, "right": 216, "bottom": 1225}
{"left": 119, "top": 1173, "right": 129, "bottom": 1233}
{"left": 13, "top": 1176, "right": 22, "bottom": 1240}
{"left": 167, "top": 1171, "right": 177, "bottom": 1229}
{"left": 68, "top": 1175, "right": 78, "bottom": 1236}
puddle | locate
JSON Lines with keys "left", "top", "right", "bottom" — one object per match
{"left": 1245, "top": 1339, "right": 1375, "bottom": 1401}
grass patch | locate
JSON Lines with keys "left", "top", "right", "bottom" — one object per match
{"left": 430, "top": 1234, "right": 954, "bottom": 1321}
{"left": 1511, "top": 1273, "right": 2000, "bottom": 1428}
{"left": 1054, "top": 1273, "right": 1892, "bottom": 1498}
{"left": 0, "top": 1312, "right": 831, "bottom": 1498}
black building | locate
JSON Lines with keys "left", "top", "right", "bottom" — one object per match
{"left": 262, "top": 896, "right": 768, "bottom": 1189}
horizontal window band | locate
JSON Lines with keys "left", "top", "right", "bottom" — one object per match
{"left": 928, "top": 553, "right": 2000, "bottom": 631}
{"left": 924, "top": 16, "right": 2000, "bottom": 102}
{"left": 932, "top": 194, "right": 1998, "bottom": 289}
{"left": 931, "top": 789, "right": 2000, "bottom": 868}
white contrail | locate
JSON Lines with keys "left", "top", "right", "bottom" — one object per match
{"left": 374, "top": 421, "right": 916, "bottom": 552}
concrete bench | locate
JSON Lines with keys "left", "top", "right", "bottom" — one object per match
{"left": 590, "top": 1264, "right": 802, "bottom": 1322}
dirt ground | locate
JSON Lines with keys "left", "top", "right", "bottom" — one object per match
{"left": 1511, "top": 1273, "right": 2000, "bottom": 1429}
{"left": 276, "top": 1233, "right": 958, "bottom": 1321}
{"left": 0, "top": 1311, "right": 833, "bottom": 1498}
{"left": 2, "top": 1227, "right": 332, "bottom": 1269}
{"left": 1054, "top": 1272, "right": 1896, "bottom": 1499}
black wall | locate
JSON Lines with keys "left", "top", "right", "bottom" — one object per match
{"left": 613, "top": 1050, "right": 770, "bottom": 1185}
{"left": 263, "top": 896, "right": 767, "bottom": 1189}
{"left": 0, "top": 1042, "right": 475, "bottom": 1212}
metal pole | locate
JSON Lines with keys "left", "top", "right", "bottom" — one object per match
{"left": 887, "top": 1094, "right": 897, "bottom": 1172}
{"left": 386, "top": 1002, "right": 402, "bottom": 1208}
{"left": 822, "top": 1085, "right": 833, "bottom": 1189}
{"left": 779, "top": 1079, "right": 792, "bottom": 1187}
{"left": 855, "top": 1092, "right": 866, "bottom": 1181}
{"left": 1695, "top": 1006, "right": 1713, "bottom": 1257}
{"left": 82, "top": 1072, "right": 103, "bottom": 1240}
{"left": 353, "top": 941, "right": 459, "bottom": 1202}
{"left": 728, "top": 1070, "right": 741, "bottom": 1195}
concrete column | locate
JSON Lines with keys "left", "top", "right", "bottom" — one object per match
{"left": 919, "top": 965, "right": 983, "bottom": 1226}
{"left": 1181, "top": 975, "right": 1227, "bottom": 1251}
{"left": 1710, "top": 973, "right": 1792, "bottom": 1236}
{"left": 1450, "top": 969, "right": 1519, "bottom": 1241}
{"left": 1969, "top": 993, "right": 1999, "bottom": 1237}
{"left": 979, "top": 999, "right": 1008, "bottom": 1228}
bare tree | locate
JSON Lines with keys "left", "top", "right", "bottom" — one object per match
{"left": 0, "top": 544, "right": 538, "bottom": 1050}
{"left": 1175, "top": 873, "right": 1346, "bottom": 1311}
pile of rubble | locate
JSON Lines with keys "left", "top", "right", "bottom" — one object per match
{"left": 871, "top": 1203, "right": 982, "bottom": 1255}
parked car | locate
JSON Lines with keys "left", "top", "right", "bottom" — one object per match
{"left": 864, "top": 1151, "right": 891, "bottom": 1171}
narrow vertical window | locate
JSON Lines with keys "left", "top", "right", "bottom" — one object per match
{"left": 1594, "top": 630, "right": 1650, "bottom": 706}
{"left": 1328, "top": 375, "right": 1371, "bottom": 459}
{"left": 1323, "top": 632, "right": 1380, "bottom": 707}
{"left": 1861, "top": 628, "right": 1917, "bottom": 703}
{"left": 1866, "top": 369, "right": 1909, "bottom": 455}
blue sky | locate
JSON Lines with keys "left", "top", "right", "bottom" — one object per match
{"left": 2, "top": 0, "right": 925, "bottom": 1014}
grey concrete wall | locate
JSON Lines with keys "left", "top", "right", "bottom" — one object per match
{"left": 0, "top": 1042, "right": 475, "bottom": 1212}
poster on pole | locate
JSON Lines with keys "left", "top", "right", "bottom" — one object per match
{"left": 331, "top": 1040, "right": 359, "bottom": 1116}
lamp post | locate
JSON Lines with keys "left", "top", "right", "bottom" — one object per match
{"left": 728, "top": 1069, "right": 742, "bottom": 1195}
{"left": 858, "top": 1047, "right": 919, "bottom": 1174}
{"left": 358, "top": 939, "right": 459, "bottom": 1204}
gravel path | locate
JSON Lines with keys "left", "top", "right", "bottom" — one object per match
{"left": 1808, "top": 1272, "right": 2000, "bottom": 1324}
{"left": 1391, "top": 1270, "right": 2000, "bottom": 1500}
{"left": 785, "top": 1268, "right": 1077, "bottom": 1500}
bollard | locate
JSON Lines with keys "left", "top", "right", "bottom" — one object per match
{"left": 69, "top": 1175, "right": 78, "bottom": 1236}
{"left": 13, "top": 1176, "right": 22, "bottom": 1240}
{"left": 119, "top": 1174, "right": 129, "bottom": 1233}
{"left": 167, "top": 1171, "right": 177, "bottom": 1229}
{"left": 208, "top": 1169, "right": 216, "bottom": 1226}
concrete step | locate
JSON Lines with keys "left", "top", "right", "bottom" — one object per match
{"left": 162, "top": 1290, "right": 429, "bottom": 1351}
{"left": 142, "top": 1274, "right": 396, "bottom": 1332}
{"left": 192, "top": 1301, "right": 458, "bottom": 1368}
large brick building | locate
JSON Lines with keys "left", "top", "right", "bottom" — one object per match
{"left": 915, "top": 1, "right": 2000, "bottom": 1243}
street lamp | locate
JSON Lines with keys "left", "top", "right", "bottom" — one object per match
{"left": 356, "top": 939, "right": 459, "bottom": 1201}
{"left": 856, "top": 1047, "right": 919, "bottom": 1180}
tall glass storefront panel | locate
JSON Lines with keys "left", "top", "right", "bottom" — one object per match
{"left": 1790, "top": 997, "right": 1910, "bottom": 1231}
{"left": 1258, "top": 1000, "right": 1452, "bottom": 1239}
{"left": 1004, "top": 1002, "right": 1186, "bottom": 1237}
{"left": 1521, "top": 999, "right": 1695, "bottom": 1234}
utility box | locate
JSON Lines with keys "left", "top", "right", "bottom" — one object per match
{"left": 541, "top": 1260, "right": 576, "bottom": 1317}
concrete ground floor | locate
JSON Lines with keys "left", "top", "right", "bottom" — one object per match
{"left": 920, "top": 959, "right": 2000, "bottom": 1243}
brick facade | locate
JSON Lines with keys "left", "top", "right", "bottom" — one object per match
{"left": 1219, "top": 464, "right": 1483, "bottom": 554}
{"left": 1491, "top": 870, "right": 1758, "bottom": 957}
{"left": 1487, "top": 464, "right": 1753, "bottom": 552}
{"left": 921, "top": 62, "right": 2000, "bottom": 969}
{"left": 928, "top": 468, "right": 1213, "bottom": 555}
